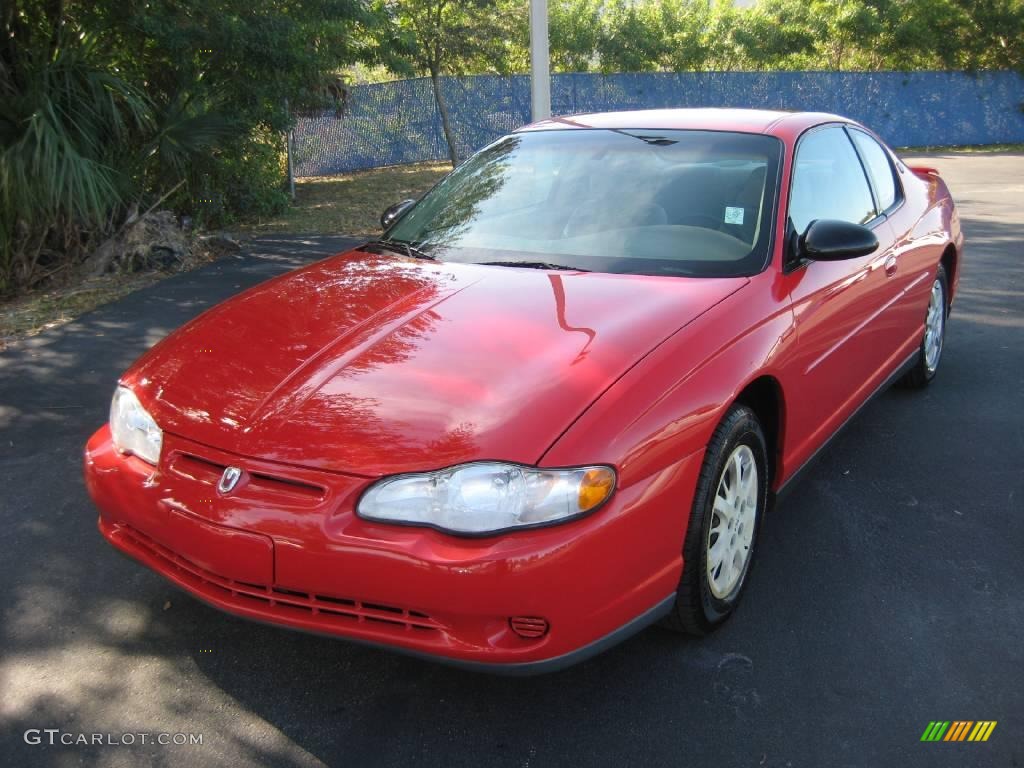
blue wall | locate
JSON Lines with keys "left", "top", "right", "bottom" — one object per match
{"left": 292, "top": 71, "right": 1024, "bottom": 176}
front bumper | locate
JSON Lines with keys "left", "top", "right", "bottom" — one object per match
{"left": 85, "top": 425, "right": 699, "bottom": 672}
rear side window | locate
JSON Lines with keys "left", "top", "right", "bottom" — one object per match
{"left": 849, "top": 130, "right": 899, "bottom": 212}
{"left": 788, "top": 126, "right": 876, "bottom": 234}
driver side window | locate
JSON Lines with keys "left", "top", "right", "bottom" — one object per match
{"left": 789, "top": 126, "right": 877, "bottom": 235}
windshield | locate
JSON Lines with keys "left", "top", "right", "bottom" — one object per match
{"left": 385, "top": 128, "right": 783, "bottom": 277}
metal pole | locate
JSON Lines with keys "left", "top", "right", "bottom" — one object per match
{"left": 529, "top": 0, "right": 551, "bottom": 122}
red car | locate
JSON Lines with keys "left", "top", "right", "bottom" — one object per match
{"left": 84, "top": 109, "right": 961, "bottom": 673}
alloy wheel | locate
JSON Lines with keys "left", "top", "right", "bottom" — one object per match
{"left": 707, "top": 444, "right": 758, "bottom": 599}
{"left": 924, "top": 278, "right": 945, "bottom": 373}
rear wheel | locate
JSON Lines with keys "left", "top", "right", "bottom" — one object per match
{"left": 900, "top": 264, "right": 948, "bottom": 389}
{"left": 662, "top": 404, "right": 768, "bottom": 635}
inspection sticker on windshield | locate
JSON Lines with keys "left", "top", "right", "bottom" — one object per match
{"left": 724, "top": 206, "right": 745, "bottom": 225}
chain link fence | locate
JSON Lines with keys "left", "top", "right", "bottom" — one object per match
{"left": 292, "top": 71, "right": 1024, "bottom": 176}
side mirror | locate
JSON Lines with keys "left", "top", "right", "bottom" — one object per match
{"left": 799, "top": 219, "right": 879, "bottom": 261}
{"left": 380, "top": 199, "right": 415, "bottom": 231}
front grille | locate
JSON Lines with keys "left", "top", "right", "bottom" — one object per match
{"left": 119, "top": 525, "right": 440, "bottom": 633}
{"left": 169, "top": 451, "right": 326, "bottom": 502}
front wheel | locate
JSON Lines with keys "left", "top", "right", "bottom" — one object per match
{"left": 662, "top": 404, "right": 768, "bottom": 635}
{"left": 900, "top": 264, "right": 948, "bottom": 389}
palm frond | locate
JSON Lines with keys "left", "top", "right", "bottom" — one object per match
{"left": 0, "top": 31, "right": 152, "bottom": 292}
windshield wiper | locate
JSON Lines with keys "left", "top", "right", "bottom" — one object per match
{"left": 612, "top": 129, "right": 678, "bottom": 146}
{"left": 479, "top": 261, "right": 591, "bottom": 272}
{"left": 371, "top": 238, "right": 435, "bottom": 261}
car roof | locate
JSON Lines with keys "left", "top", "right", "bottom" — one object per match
{"left": 519, "top": 108, "right": 855, "bottom": 141}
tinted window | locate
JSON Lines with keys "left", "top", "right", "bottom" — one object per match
{"left": 788, "top": 126, "right": 876, "bottom": 234}
{"left": 384, "top": 129, "right": 783, "bottom": 278}
{"left": 850, "top": 130, "right": 898, "bottom": 211}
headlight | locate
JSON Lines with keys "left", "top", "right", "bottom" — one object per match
{"left": 357, "top": 461, "right": 616, "bottom": 535}
{"left": 110, "top": 386, "right": 162, "bottom": 465}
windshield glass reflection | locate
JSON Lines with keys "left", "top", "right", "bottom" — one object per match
{"left": 387, "top": 129, "right": 783, "bottom": 278}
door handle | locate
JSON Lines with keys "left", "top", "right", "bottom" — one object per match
{"left": 884, "top": 255, "right": 898, "bottom": 276}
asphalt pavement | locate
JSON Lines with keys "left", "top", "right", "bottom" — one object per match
{"left": 1, "top": 156, "right": 1021, "bottom": 768}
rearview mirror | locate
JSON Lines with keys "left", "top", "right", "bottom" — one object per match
{"left": 799, "top": 219, "right": 879, "bottom": 261}
{"left": 380, "top": 199, "right": 415, "bottom": 231}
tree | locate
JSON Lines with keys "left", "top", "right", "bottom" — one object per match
{"left": 372, "top": 0, "right": 523, "bottom": 165}
{"left": 876, "top": 0, "right": 1023, "bottom": 70}
{"left": 544, "top": 0, "right": 1024, "bottom": 73}
{"left": 726, "top": 0, "right": 819, "bottom": 70}
{"left": 958, "top": 0, "right": 1024, "bottom": 70}
{"left": 549, "top": 0, "right": 603, "bottom": 72}
{"left": 0, "top": 0, "right": 371, "bottom": 293}
{"left": 598, "top": 0, "right": 669, "bottom": 72}
{"left": 652, "top": 0, "right": 758, "bottom": 71}
{"left": 84, "top": 0, "right": 371, "bottom": 217}
{"left": 806, "top": 0, "right": 884, "bottom": 70}
{"left": 0, "top": 3, "right": 152, "bottom": 292}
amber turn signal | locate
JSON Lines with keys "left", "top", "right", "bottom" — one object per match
{"left": 577, "top": 467, "right": 616, "bottom": 512}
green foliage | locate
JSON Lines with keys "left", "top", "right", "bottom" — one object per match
{"left": 370, "top": 0, "right": 524, "bottom": 76}
{"left": 0, "top": 33, "right": 150, "bottom": 291}
{"left": 549, "top": 0, "right": 604, "bottom": 71}
{"left": 83, "top": 0, "right": 371, "bottom": 204}
{"left": 598, "top": 0, "right": 669, "bottom": 72}
{"left": 654, "top": 0, "right": 730, "bottom": 72}
{"left": 0, "top": 0, "right": 370, "bottom": 293}
{"left": 370, "top": 0, "right": 526, "bottom": 163}
{"left": 363, "top": 0, "right": 1024, "bottom": 78}
{"left": 542, "top": 0, "right": 1024, "bottom": 74}
{"left": 191, "top": 130, "right": 291, "bottom": 226}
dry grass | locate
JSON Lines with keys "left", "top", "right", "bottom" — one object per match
{"left": 242, "top": 161, "right": 453, "bottom": 237}
{"left": 1, "top": 162, "right": 452, "bottom": 348}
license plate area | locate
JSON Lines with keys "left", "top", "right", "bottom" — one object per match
{"left": 162, "top": 509, "right": 274, "bottom": 584}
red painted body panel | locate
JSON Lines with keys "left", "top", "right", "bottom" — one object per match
{"left": 125, "top": 254, "right": 746, "bottom": 475}
{"left": 84, "top": 108, "right": 962, "bottom": 670}
{"left": 86, "top": 424, "right": 697, "bottom": 663}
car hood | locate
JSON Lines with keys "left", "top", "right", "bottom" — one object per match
{"left": 126, "top": 250, "right": 747, "bottom": 476}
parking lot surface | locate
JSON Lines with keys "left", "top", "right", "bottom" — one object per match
{"left": 1, "top": 156, "right": 1021, "bottom": 767}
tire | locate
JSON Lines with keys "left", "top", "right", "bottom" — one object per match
{"left": 900, "top": 264, "right": 948, "bottom": 389}
{"left": 662, "top": 404, "right": 768, "bottom": 635}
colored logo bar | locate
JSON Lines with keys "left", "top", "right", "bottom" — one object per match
{"left": 921, "top": 721, "right": 997, "bottom": 742}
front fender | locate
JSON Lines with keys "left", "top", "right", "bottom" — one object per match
{"left": 541, "top": 273, "right": 796, "bottom": 490}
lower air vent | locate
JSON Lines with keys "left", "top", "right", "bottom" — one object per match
{"left": 118, "top": 524, "right": 440, "bottom": 633}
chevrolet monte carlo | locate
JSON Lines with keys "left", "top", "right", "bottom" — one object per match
{"left": 84, "top": 109, "right": 962, "bottom": 673}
